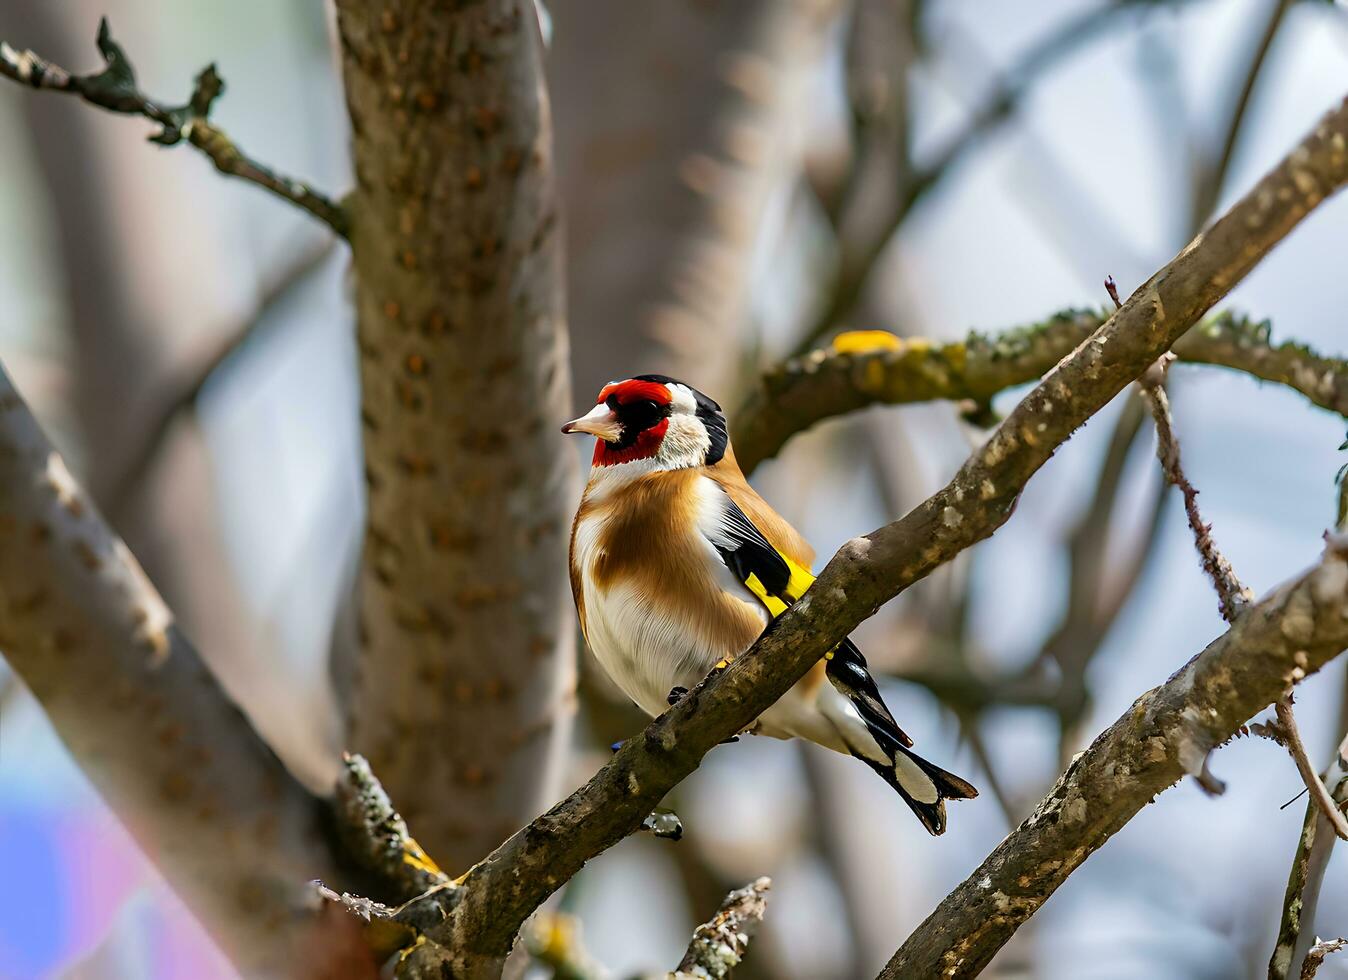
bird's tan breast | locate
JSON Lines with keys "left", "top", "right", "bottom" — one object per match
{"left": 569, "top": 469, "right": 767, "bottom": 699}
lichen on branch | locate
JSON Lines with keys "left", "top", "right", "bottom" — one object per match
{"left": 734, "top": 310, "right": 1348, "bottom": 475}
{"left": 355, "top": 87, "right": 1348, "bottom": 973}
{"left": 0, "top": 364, "right": 339, "bottom": 974}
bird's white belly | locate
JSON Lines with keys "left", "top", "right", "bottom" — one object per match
{"left": 573, "top": 501, "right": 769, "bottom": 718}
{"left": 583, "top": 580, "right": 724, "bottom": 717}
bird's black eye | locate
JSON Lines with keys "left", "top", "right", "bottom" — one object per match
{"left": 641, "top": 399, "right": 660, "bottom": 412}
{"left": 605, "top": 394, "right": 619, "bottom": 409}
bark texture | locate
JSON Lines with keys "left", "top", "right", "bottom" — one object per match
{"left": 0, "top": 366, "right": 337, "bottom": 976}
{"left": 385, "top": 89, "right": 1348, "bottom": 971}
{"left": 334, "top": 0, "right": 578, "bottom": 869}
{"left": 881, "top": 540, "right": 1348, "bottom": 978}
{"left": 733, "top": 311, "right": 1348, "bottom": 474}
{"left": 1270, "top": 730, "right": 1348, "bottom": 980}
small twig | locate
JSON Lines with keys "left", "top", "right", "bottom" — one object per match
{"left": 312, "top": 881, "right": 397, "bottom": 923}
{"left": 672, "top": 877, "right": 772, "bottom": 980}
{"left": 1189, "top": 0, "right": 1293, "bottom": 232}
{"left": 1301, "top": 938, "right": 1347, "bottom": 980}
{"left": 1107, "top": 276, "right": 1253, "bottom": 623}
{"left": 333, "top": 753, "right": 449, "bottom": 902}
{"left": 1275, "top": 701, "right": 1348, "bottom": 842}
{"left": 1110, "top": 273, "right": 1251, "bottom": 793}
{"left": 0, "top": 19, "right": 348, "bottom": 237}
{"left": 961, "top": 717, "right": 1018, "bottom": 829}
{"left": 1139, "top": 370, "right": 1253, "bottom": 621}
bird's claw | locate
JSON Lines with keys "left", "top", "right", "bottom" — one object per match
{"left": 666, "top": 686, "right": 689, "bottom": 706}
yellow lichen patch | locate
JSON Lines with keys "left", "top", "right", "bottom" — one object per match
{"left": 831, "top": 330, "right": 903, "bottom": 354}
{"left": 402, "top": 838, "right": 444, "bottom": 878}
{"left": 397, "top": 934, "right": 427, "bottom": 962}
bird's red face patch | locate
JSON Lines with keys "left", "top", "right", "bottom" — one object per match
{"left": 591, "top": 379, "right": 673, "bottom": 466}
{"left": 596, "top": 380, "right": 673, "bottom": 408}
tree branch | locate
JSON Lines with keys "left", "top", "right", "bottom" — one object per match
{"left": 342, "top": 89, "right": 1348, "bottom": 969}
{"left": 881, "top": 535, "right": 1348, "bottom": 978}
{"left": 1137, "top": 354, "right": 1253, "bottom": 622}
{"left": 0, "top": 18, "right": 350, "bottom": 237}
{"left": 1274, "top": 700, "right": 1348, "bottom": 841}
{"left": 1189, "top": 0, "right": 1292, "bottom": 231}
{"left": 1300, "top": 938, "right": 1347, "bottom": 980}
{"left": 333, "top": 753, "right": 449, "bottom": 902}
{"left": 334, "top": 0, "right": 580, "bottom": 871}
{"left": 0, "top": 364, "right": 340, "bottom": 974}
{"left": 1269, "top": 729, "right": 1348, "bottom": 979}
{"left": 735, "top": 311, "right": 1348, "bottom": 475}
{"left": 673, "top": 877, "right": 772, "bottom": 980}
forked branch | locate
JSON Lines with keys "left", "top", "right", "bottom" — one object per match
{"left": 324, "top": 91, "right": 1348, "bottom": 972}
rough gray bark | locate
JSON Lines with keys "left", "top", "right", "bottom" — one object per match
{"left": 330, "top": 89, "right": 1348, "bottom": 974}
{"left": 550, "top": 0, "right": 837, "bottom": 402}
{"left": 881, "top": 538, "right": 1348, "bottom": 978}
{"left": 673, "top": 877, "right": 772, "bottom": 980}
{"left": 0, "top": 365, "right": 338, "bottom": 976}
{"left": 333, "top": 0, "right": 578, "bottom": 869}
{"left": 1269, "top": 730, "right": 1348, "bottom": 979}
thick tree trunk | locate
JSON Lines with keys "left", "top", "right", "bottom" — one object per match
{"left": 334, "top": 0, "right": 578, "bottom": 869}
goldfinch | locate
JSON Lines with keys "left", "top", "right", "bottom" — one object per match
{"left": 563, "top": 375, "right": 977, "bottom": 835}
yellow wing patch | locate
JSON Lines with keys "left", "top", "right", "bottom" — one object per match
{"left": 743, "top": 556, "right": 815, "bottom": 614}
{"left": 742, "top": 556, "right": 838, "bottom": 660}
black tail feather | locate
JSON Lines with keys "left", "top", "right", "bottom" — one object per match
{"left": 825, "top": 635, "right": 976, "bottom": 834}
{"left": 855, "top": 743, "right": 978, "bottom": 836}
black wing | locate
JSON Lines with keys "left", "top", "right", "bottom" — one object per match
{"left": 709, "top": 493, "right": 913, "bottom": 749}
{"left": 712, "top": 496, "right": 794, "bottom": 603}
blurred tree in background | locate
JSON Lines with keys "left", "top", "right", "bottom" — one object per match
{"left": 1, "top": 1, "right": 1348, "bottom": 978}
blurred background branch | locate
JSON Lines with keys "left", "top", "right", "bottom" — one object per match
{"left": 0, "top": 18, "right": 349, "bottom": 236}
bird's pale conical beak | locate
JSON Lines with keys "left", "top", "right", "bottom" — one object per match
{"left": 561, "top": 403, "right": 622, "bottom": 442}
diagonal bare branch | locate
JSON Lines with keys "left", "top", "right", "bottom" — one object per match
{"left": 880, "top": 536, "right": 1348, "bottom": 978}
{"left": 0, "top": 363, "right": 340, "bottom": 974}
{"left": 1189, "top": 0, "right": 1293, "bottom": 231}
{"left": 342, "top": 89, "right": 1348, "bottom": 970}
{"left": 1274, "top": 700, "right": 1348, "bottom": 841}
{"left": 101, "top": 238, "right": 337, "bottom": 518}
{"left": 0, "top": 18, "right": 349, "bottom": 237}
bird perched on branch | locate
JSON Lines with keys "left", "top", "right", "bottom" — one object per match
{"left": 563, "top": 375, "right": 977, "bottom": 835}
